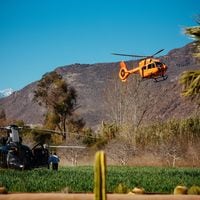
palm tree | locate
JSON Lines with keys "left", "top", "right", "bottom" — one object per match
{"left": 179, "top": 70, "right": 200, "bottom": 104}
{"left": 179, "top": 16, "right": 200, "bottom": 105}
{"left": 185, "top": 22, "right": 200, "bottom": 58}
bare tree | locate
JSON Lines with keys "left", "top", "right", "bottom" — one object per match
{"left": 105, "top": 138, "right": 136, "bottom": 165}
{"left": 104, "top": 74, "right": 158, "bottom": 129}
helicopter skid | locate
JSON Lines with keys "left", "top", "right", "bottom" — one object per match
{"left": 153, "top": 75, "right": 168, "bottom": 82}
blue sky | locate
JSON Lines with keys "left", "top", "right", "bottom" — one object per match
{"left": 0, "top": 0, "right": 199, "bottom": 90}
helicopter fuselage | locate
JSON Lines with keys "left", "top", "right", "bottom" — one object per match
{"left": 138, "top": 58, "right": 168, "bottom": 79}
{"left": 114, "top": 49, "right": 168, "bottom": 82}
{"left": 0, "top": 125, "right": 49, "bottom": 170}
{"left": 119, "top": 58, "right": 168, "bottom": 82}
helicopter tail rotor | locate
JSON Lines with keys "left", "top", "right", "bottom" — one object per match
{"left": 119, "top": 61, "right": 130, "bottom": 82}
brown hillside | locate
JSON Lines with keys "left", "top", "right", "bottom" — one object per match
{"left": 0, "top": 43, "right": 199, "bottom": 127}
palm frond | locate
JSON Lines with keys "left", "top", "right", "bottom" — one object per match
{"left": 179, "top": 70, "right": 200, "bottom": 103}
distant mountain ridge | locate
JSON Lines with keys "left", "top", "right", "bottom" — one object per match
{"left": 0, "top": 88, "right": 14, "bottom": 98}
{"left": 0, "top": 43, "right": 199, "bottom": 127}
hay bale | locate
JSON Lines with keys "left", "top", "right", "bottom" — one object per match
{"left": 132, "top": 187, "right": 145, "bottom": 194}
{"left": 0, "top": 187, "right": 8, "bottom": 194}
{"left": 174, "top": 185, "right": 188, "bottom": 195}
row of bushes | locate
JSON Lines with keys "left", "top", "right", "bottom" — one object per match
{"left": 82, "top": 116, "right": 200, "bottom": 147}
{"left": 79, "top": 116, "right": 200, "bottom": 166}
{"left": 134, "top": 116, "right": 200, "bottom": 148}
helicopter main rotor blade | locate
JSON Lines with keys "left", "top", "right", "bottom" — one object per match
{"left": 112, "top": 49, "right": 165, "bottom": 58}
{"left": 151, "top": 49, "right": 164, "bottom": 57}
{"left": 23, "top": 127, "right": 67, "bottom": 135}
{"left": 49, "top": 145, "right": 86, "bottom": 149}
{"left": 112, "top": 53, "right": 147, "bottom": 58}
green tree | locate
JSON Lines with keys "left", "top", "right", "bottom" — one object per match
{"left": 0, "top": 108, "right": 6, "bottom": 126}
{"left": 34, "top": 71, "right": 84, "bottom": 140}
{"left": 180, "top": 16, "right": 200, "bottom": 105}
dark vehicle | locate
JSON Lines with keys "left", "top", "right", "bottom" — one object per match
{"left": 0, "top": 125, "right": 49, "bottom": 170}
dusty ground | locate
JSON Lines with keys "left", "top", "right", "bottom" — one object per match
{"left": 0, "top": 193, "right": 200, "bottom": 200}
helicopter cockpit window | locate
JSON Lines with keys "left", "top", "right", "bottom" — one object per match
{"left": 147, "top": 63, "right": 155, "bottom": 69}
{"left": 155, "top": 62, "right": 163, "bottom": 68}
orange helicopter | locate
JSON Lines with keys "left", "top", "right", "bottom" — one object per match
{"left": 112, "top": 49, "right": 168, "bottom": 82}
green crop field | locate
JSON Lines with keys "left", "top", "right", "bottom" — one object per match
{"left": 0, "top": 166, "right": 200, "bottom": 193}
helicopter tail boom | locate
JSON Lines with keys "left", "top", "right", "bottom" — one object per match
{"left": 119, "top": 61, "right": 140, "bottom": 82}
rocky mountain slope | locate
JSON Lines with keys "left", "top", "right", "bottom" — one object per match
{"left": 0, "top": 43, "right": 199, "bottom": 128}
